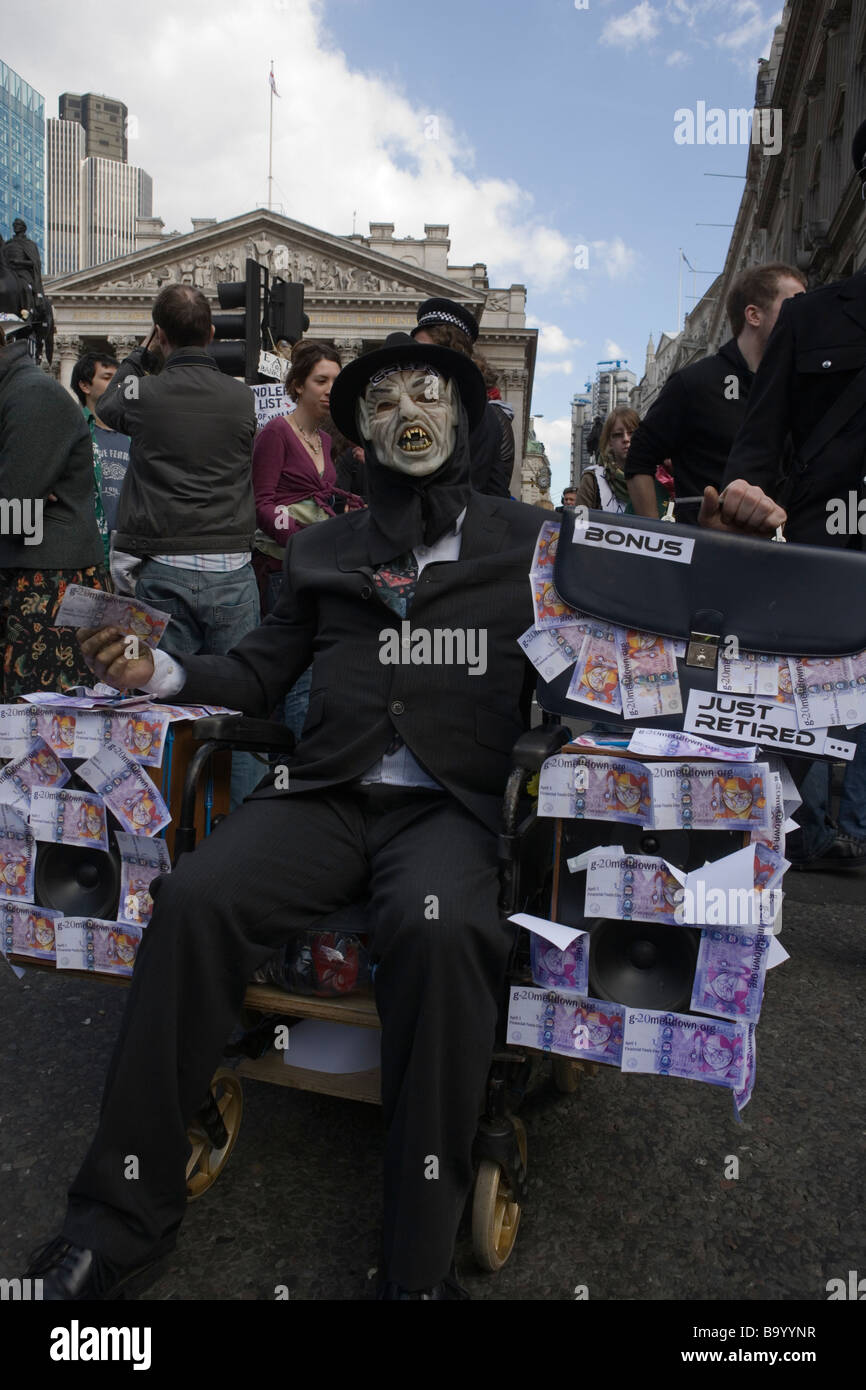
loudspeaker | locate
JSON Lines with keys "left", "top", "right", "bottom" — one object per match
{"left": 33, "top": 841, "right": 121, "bottom": 920}
{"left": 586, "top": 916, "right": 698, "bottom": 1013}
{"left": 552, "top": 819, "right": 746, "bottom": 1012}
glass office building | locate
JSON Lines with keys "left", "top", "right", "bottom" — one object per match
{"left": 0, "top": 60, "right": 45, "bottom": 254}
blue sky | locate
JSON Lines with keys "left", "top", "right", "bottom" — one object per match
{"left": 6, "top": 0, "right": 783, "bottom": 493}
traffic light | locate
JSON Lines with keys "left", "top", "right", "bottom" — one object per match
{"left": 264, "top": 277, "right": 308, "bottom": 351}
{"left": 211, "top": 258, "right": 265, "bottom": 382}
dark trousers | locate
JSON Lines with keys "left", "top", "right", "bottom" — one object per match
{"left": 62, "top": 787, "right": 513, "bottom": 1289}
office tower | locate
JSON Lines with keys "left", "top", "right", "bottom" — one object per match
{"left": 0, "top": 60, "right": 45, "bottom": 253}
{"left": 59, "top": 91, "right": 127, "bottom": 161}
{"left": 79, "top": 156, "right": 153, "bottom": 266}
{"left": 46, "top": 116, "right": 85, "bottom": 276}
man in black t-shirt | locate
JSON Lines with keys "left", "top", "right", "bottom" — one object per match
{"left": 626, "top": 263, "right": 805, "bottom": 523}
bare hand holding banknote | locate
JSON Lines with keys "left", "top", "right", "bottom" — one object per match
{"left": 77, "top": 627, "right": 155, "bottom": 691}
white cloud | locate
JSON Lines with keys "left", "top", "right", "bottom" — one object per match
{"left": 536, "top": 360, "right": 574, "bottom": 378}
{"left": 591, "top": 237, "right": 638, "bottom": 280}
{"left": 604, "top": 339, "right": 626, "bottom": 359}
{"left": 600, "top": 2, "right": 661, "bottom": 48}
{"left": 715, "top": 4, "right": 777, "bottom": 52}
{"left": 9, "top": 0, "right": 576, "bottom": 295}
{"left": 665, "top": 49, "right": 690, "bottom": 66}
{"left": 536, "top": 416, "right": 574, "bottom": 485}
{"left": 526, "top": 319, "right": 585, "bottom": 356}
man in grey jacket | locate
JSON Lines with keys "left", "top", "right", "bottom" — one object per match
{"left": 0, "top": 314, "right": 107, "bottom": 698}
{"left": 97, "top": 285, "right": 261, "bottom": 803}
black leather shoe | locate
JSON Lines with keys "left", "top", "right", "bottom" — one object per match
{"left": 25, "top": 1236, "right": 165, "bottom": 1301}
{"left": 790, "top": 834, "right": 866, "bottom": 871}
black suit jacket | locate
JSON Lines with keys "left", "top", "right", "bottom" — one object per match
{"left": 176, "top": 493, "right": 546, "bottom": 832}
{"left": 723, "top": 271, "right": 866, "bottom": 546}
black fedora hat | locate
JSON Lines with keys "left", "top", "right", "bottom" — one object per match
{"left": 329, "top": 331, "right": 487, "bottom": 444}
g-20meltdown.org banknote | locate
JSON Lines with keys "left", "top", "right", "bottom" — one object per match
{"left": 621, "top": 1006, "right": 747, "bottom": 1090}
{"left": 29, "top": 787, "right": 109, "bottom": 852}
{"left": 115, "top": 831, "right": 171, "bottom": 927}
{"left": 615, "top": 628, "right": 683, "bottom": 720}
{"left": 55, "top": 918, "right": 143, "bottom": 978}
{"left": 690, "top": 926, "right": 771, "bottom": 1024}
{"left": 788, "top": 652, "right": 866, "bottom": 730}
{"left": 583, "top": 848, "right": 684, "bottom": 926}
{"left": 507, "top": 986, "right": 624, "bottom": 1067}
{"left": 52, "top": 585, "right": 171, "bottom": 647}
{"left": 76, "top": 741, "right": 171, "bottom": 838}
{"left": 539, "top": 753, "right": 771, "bottom": 832}
{"left": 0, "top": 804, "right": 35, "bottom": 902}
{"left": 0, "top": 897, "right": 63, "bottom": 962}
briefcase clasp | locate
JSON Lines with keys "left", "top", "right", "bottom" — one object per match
{"left": 686, "top": 632, "right": 720, "bottom": 670}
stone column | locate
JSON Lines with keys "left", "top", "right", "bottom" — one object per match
{"left": 334, "top": 337, "right": 365, "bottom": 364}
{"left": 502, "top": 368, "right": 529, "bottom": 496}
{"left": 113, "top": 334, "right": 141, "bottom": 361}
{"left": 55, "top": 335, "right": 84, "bottom": 392}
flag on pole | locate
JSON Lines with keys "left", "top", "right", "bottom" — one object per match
{"left": 269, "top": 63, "right": 280, "bottom": 97}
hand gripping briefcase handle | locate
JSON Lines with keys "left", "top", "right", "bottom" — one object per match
{"left": 554, "top": 509, "right": 866, "bottom": 659}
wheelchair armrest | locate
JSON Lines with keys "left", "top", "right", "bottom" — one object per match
{"left": 191, "top": 715, "right": 296, "bottom": 753}
{"left": 508, "top": 726, "right": 570, "bottom": 775}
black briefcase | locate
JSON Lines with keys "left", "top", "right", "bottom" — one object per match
{"left": 536, "top": 510, "right": 866, "bottom": 756}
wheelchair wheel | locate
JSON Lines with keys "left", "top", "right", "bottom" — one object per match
{"left": 471, "top": 1116, "right": 527, "bottom": 1272}
{"left": 185, "top": 1069, "right": 243, "bottom": 1200}
{"left": 552, "top": 1056, "right": 582, "bottom": 1093}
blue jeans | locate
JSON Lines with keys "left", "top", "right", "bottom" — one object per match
{"left": 266, "top": 568, "right": 312, "bottom": 739}
{"left": 794, "top": 725, "right": 866, "bottom": 857}
{"left": 136, "top": 559, "right": 264, "bottom": 810}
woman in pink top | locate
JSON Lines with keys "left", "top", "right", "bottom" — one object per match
{"left": 253, "top": 339, "right": 364, "bottom": 734}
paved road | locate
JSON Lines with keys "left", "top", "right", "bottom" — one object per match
{"left": 1, "top": 861, "right": 863, "bottom": 1303}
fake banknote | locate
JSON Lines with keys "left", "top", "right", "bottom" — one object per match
{"left": 615, "top": 628, "right": 683, "bottom": 720}
{"left": 529, "top": 933, "right": 589, "bottom": 996}
{"left": 0, "top": 805, "right": 35, "bottom": 901}
{"left": 0, "top": 897, "right": 62, "bottom": 962}
{"left": 52, "top": 586, "right": 170, "bottom": 647}
{"left": 55, "top": 917, "right": 142, "bottom": 978}
{"left": 621, "top": 1007, "right": 747, "bottom": 1090}
{"left": 538, "top": 753, "right": 770, "bottom": 831}
{"left": 507, "top": 986, "right": 624, "bottom": 1067}
{"left": 29, "top": 787, "right": 109, "bottom": 852}
{"left": 115, "top": 832, "right": 171, "bottom": 927}
{"left": 0, "top": 737, "right": 70, "bottom": 794}
{"left": 76, "top": 741, "right": 171, "bottom": 837}
{"left": 788, "top": 653, "right": 866, "bottom": 730}
{"left": 518, "top": 625, "right": 585, "bottom": 682}
{"left": 73, "top": 708, "right": 170, "bottom": 767}
{"left": 627, "top": 727, "right": 759, "bottom": 762}
{"left": 718, "top": 652, "right": 779, "bottom": 697}
{"left": 583, "top": 848, "right": 684, "bottom": 926}
{"left": 566, "top": 624, "right": 622, "bottom": 712}
{"left": 690, "top": 926, "right": 771, "bottom": 1024}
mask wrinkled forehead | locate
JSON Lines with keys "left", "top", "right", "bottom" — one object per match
{"left": 364, "top": 364, "right": 444, "bottom": 403}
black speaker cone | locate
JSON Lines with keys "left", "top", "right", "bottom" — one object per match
{"left": 34, "top": 842, "right": 121, "bottom": 920}
{"left": 588, "top": 917, "right": 699, "bottom": 1013}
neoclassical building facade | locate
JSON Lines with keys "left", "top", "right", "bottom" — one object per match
{"left": 45, "top": 209, "right": 538, "bottom": 497}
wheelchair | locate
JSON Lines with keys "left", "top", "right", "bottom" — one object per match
{"left": 176, "top": 712, "right": 574, "bottom": 1273}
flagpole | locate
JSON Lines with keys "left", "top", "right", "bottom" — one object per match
{"left": 268, "top": 58, "right": 274, "bottom": 211}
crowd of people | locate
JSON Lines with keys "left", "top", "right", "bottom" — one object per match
{"left": 2, "top": 123, "right": 865, "bottom": 1299}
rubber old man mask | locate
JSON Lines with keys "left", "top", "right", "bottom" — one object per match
{"left": 356, "top": 365, "right": 458, "bottom": 476}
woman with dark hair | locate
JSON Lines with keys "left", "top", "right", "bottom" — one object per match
{"left": 574, "top": 405, "right": 670, "bottom": 517}
{"left": 252, "top": 339, "right": 363, "bottom": 734}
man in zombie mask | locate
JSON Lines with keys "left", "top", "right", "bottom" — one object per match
{"left": 28, "top": 335, "right": 785, "bottom": 1301}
